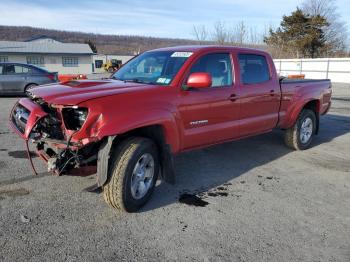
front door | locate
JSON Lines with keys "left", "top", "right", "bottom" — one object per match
{"left": 178, "top": 52, "right": 240, "bottom": 150}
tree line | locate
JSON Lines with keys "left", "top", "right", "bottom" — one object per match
{"left": 192, "top": 0, "right": 349, "bottom": 58}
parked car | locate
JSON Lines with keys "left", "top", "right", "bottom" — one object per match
{"left": 0, "top": 62, "right": 58, "bottom": 95}
{"left": 9, "top": 46, "right": 332, "bottom": 212}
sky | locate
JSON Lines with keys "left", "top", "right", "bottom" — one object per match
{"left": 0, "top": 0, "right": 349, "bottom": 39}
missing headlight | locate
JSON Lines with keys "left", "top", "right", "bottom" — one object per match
{"left": 62, "top": 108, "right": 88, "bottom": 130}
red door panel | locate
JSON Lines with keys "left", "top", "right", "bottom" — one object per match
{"left": 178, "top": 87, "right": 239, "bottom": 149}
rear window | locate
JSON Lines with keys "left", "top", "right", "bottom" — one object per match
{"left": 238, "top": 54, "right": 270, "bottom": 84}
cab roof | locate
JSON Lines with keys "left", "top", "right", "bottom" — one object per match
{"left": 150, "top": 45, "right": 268, "bottom": 55}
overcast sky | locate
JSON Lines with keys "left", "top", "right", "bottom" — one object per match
{"left": 0, "top": 0, "right": 349, "bottom": 39}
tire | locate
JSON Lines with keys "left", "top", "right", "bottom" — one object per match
{"left": 103, "top": 137, "right": 159, "bottom": 212}
{"left": 284, "top": 109, "right": 316, "bottom": 150}
{"left": 24, "top": 83, "right": 38, "bottom": 93}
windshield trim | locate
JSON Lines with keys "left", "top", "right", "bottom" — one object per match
{"left": 111, "top": 50, "right": 193, "bottom": 86}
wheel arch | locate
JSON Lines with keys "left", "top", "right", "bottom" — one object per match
{"left": 282, "top": 99, "right": 320, "bottom": 134}
{"left": 24, "top": 83, "right": 38, "bottom": 92}
{"left": 301, "top": 100, "right": 320, "bottom": 134}
{"left": 96, "top": 124, "right": 176, "bottom": 188}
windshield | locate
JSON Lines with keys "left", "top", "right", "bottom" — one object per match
{"left": 112, "top": 51, "right": 193, "bottom": 85}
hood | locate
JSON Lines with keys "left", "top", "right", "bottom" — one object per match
{"left": 27, "top": 79, "right": 153, "bottom": 105}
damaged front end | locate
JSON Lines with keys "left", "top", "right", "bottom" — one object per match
{"left": 9, "top": 94, "right": 100, "bottom": 176}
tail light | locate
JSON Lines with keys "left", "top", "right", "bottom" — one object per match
{"left": 47, "top": 74, "right": 57, "bottom": 81}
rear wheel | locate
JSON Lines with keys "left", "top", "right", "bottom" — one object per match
{"left": 24, "top": 83, "right": 38, "bottom": 93}
{"left": 284, "top": 109, "right": 316, "bottom": 150}
{"left": 103, "top": 137, "right": 159, "bottom": 212}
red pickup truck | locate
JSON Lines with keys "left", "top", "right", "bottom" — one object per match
{"left": 10, "top": 46, "right": 332, "bottom": 212}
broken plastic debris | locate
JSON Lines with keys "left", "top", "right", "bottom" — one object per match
{"left": 20, "top": 214, "right": 30, "bottom": 223}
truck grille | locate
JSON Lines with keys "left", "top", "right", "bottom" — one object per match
{"left": 11, "top": 104, "right": 30, "bottom": 134}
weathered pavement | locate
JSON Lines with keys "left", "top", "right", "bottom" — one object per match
{"left": 0, "top": 83, "right": 349, "bottom": 262}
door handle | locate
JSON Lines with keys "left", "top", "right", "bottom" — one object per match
{"left": 229, "top": 94, "right": 237, "bottom": 102}
{"left": 269, "top": 90, "right": 275, "bottom": 96}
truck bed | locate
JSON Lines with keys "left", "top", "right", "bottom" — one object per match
{"left": 280, "top": 77, "right": 330, "bottom": 84}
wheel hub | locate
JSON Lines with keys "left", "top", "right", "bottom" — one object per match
{"left": 131, "top": 153, "right": 155, "bottom": 199}
{"left": 300, "top": 117, "right": 313, "bottom": 144}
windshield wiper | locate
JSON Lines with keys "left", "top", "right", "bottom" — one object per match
{"left": 122, "top": 78, "right": 144, "bottom": 84}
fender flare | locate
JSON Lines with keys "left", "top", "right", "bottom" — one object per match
{"left": 282, "top": 98, "right": 320, "bottom": 130}
{"left": 95, "top": 110, "right": 179, "bottom": 187}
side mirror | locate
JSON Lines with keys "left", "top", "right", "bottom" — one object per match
{"left": 186, "top": 72, "right": 212, "bottom": 89}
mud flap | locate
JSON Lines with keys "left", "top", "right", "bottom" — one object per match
{"left": 96, "top": 136, "right": 115, "bottom": 187}
{"left": 161, "top": 144, "right": 175, "bottom": 184}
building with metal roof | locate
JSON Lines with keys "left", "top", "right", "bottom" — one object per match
{"left": 0, "top": 37, "right": 94, "bottom": 74}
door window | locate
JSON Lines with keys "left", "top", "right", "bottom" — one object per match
{"left": 95, "top": 60, "right": 103, "bottom": 68}
{"left": 238, "top": 54, "right": 270, "bottom": 84}
{"left": 188, "top": 53, "right": 233, "bottom": 87}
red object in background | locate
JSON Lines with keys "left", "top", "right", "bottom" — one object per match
{"left": 58, "top": 74, "right": 87, "bottom": 82}
{"left": 288, "top": 74, "right": 305, "bottom": 79}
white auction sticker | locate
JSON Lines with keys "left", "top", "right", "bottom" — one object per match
{"left": 171, "top": 52, "right": 193, "bottom": 58}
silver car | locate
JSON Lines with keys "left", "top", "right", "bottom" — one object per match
{"left": 0, "top": 63, "right": 58, "bottom": 95}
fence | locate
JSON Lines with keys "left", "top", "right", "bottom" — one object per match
{"left": 273, "top": 58, "right": 350, "bottom": 83}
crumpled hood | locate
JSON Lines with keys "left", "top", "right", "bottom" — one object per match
{"left": 27, "top": 79, "right": 152, "bottom": 105}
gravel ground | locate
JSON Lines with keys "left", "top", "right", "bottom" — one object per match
{"left": 0, "top": 83, "right": 349, "bottom": 262}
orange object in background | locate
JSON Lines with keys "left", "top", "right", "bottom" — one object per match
{"left": 58, "top": 74, "right": 87, "bottom": 82}
{"left": 288, "top": 74, "right": 305, "bottom": 79}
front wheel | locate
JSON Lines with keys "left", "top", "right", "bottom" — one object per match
{"left": 284, "top": 109, "right": 316, "bottom": 150}
{"left": 103, "top": 137, "right": 159, "bottom": 212}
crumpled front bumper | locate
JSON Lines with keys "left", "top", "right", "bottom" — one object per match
{"left": 9, "top": 98, "right": 48, "bottom": 140}
{"left": 9, "top": 98, "right": 98, "bottom": 177}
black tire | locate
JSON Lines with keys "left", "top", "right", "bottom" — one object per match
{"left": 24, "top": 83, "right": 38, "bottom": 93}
{"left": 284, "top": 109, "right": 316, "bottom": 150}
{"left": 103, "top": 137, "right": 159, "bottom": 212}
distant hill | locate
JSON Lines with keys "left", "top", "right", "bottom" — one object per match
{"left": 0, "top": 25, "right": 202, "bottom": 55}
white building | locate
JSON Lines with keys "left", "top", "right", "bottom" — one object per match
{"left": 0, "top": 36, "right": 94, "bottom": 74}
{"left": 92, "top": 54, "right": 134, "bottom": 73}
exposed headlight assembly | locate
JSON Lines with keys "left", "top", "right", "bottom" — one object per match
{"left": 62, "top": 107, "right": 88, "bottom": 130}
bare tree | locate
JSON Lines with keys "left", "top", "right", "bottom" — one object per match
{"left": 248, "top": 27, "right": 259, "bottom": 45}
{"left": 302, "top": 0, "right": 348, "bottom": 55}
{"left": 227, "top": 21, "right": 246, "bottom": 45}
{"left": 236, "top": 21, "right": 246, "bottom": 45}
{"left": 212, "top": 21, "right": 228, "bottom": 45}
{"left": 192, "top": 25, "right": 208, "bottom": 45}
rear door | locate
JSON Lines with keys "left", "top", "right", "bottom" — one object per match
{"left": 235, "top": 53, "right": 280, "bottom": 137}
{"left": 178, "top": 52, "right": 240, "bottom": 150}
{"left": 2, "top": 64, "right": 28, "bottom": 93}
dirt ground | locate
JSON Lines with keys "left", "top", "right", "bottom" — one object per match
{"left": 0, "top": 83, "right": 349, "bottom": 262}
